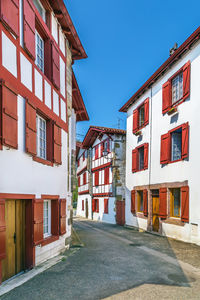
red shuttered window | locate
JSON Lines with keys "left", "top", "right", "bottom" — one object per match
{"left": 143, "top": 189, "right": 148, "bottom": 217}
{"left": 33, "top": 199, "right": 44, "bottom": 245}
{"left": 96, "top": 199, "right": 99, "bottom": 213}
{"left": 181, "top": 186, "right": 189, "bottom": 223}
{"left": 160, "top": 133, "right": 170, "bottom": 164}
{"left": 92, "top": 199, "right": 95, "bottom": 212}
{"left": 52, "top": 42, "right": 60, "bottom": 89}
{"left": 78, "top": 176, "right": 80, "bottom": 187}
{"left": 0, "top": 0, "right": 19, "bottom": 37}
{"left": 104, "top": 167, "right": 109, "bottom": 185}
{"left": 132, "top": 143, "right": 149, "bottom": 173}
{"left": 23, "top": 0, "right": 35, "bottom": 59}
{"left": 59, "top": 199, "right": 66, "bottom": 235}
{"left": 162, "top": 61, "right": 190, "bottom": 114}
{"left": 95, "top": 171, "right": 99, "bottom": 186}
{"left": 82, "top": 200, "right": 84, "bottom": 211}
{"left": 133, "top": 98, "right": 149, "bottom": 134}
{"left": 104, "top": 198, "right": 108, "bottom": 214}
{"left": 83, "top": 172, "right": 87, "bottom": 185}
{"left": 159, "top": 188, "right": 167, "bottom": 219}
{"left": 53, "top": 123, "right": 62, "bottom": 164}
{"left": 0, "top": 200, "right": 6, "bottom": 261}
{"left": 26, "top": 100, "right": 37, "bottom": 156}
{"left": 131, "top": 190, "right": 135, "bottom": 214}
{"left": 51, "top": 199, "right": 59, "bottom": 236}
{"left": 95, "top": 145, "right": 99, "bottom": 160}
{"left": 1, "top": 83, "right": 18, "bottom": 149}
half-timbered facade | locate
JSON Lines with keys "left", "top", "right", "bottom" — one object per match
{"left": 77, "top": 126, "right": 126, "bottom": 225}
{"left": 0, "top": 0, "right": 87, "bottom": 283}
{"left": 120, "top": 27, "right": 200, "bottom": 245}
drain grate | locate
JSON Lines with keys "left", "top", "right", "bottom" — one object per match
{"left": 129, "top": 243, "right": 141, "bottom": 247}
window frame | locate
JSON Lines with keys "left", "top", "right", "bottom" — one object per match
{"left": 33, "top": 0, "right": 46, "bottom": 23}
{"left": 35, "top": 30, "right": 45, "bottom": 73}
{"left": 43, "top": 199, "right": 51, "bottom": 239}
{"left": 169, "top": 124, "right": 184, "bottom": 164}
{"left": 137, "top": 191, "right": 144, "bottom": 213}
{"left": 133, "top": 97, "right": 149, "bottom": 134}
{"left": 132, "top": 143, "right": 148, "bottom": 173}
{"left": 36, "top": 113, "right": 47, "bottom": 160}
{"left": 171, "top": 71, "right": 183, "bottom": 105}
{"left": 138, "top": 145, "right": 144, "bottom": 171}
{"left": 170, "top": 188, "right": 181, "bottom": 218}
{"left": 138, "top": 103, "right": 145, "bottom": 128}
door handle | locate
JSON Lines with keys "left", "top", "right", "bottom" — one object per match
{"left": 13, "top": 232, "right": 16, "bottom": 244}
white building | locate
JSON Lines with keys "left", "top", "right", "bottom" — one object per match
{"left": 120, "top": 27, "right": 200, "bottom": 245}
{"left": 77, "top": 126, "right": 126, "bottom": 225}
{"left": 0, "top": 0, "right": 87, "bottom": 283}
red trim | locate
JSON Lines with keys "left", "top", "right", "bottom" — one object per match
{"left": 93, "top": 193, "right": 112, "bottom": 197}
{"left": 40, "top": 235, "right": 59, "bottom": 247}
{"left": 92, "top": 162, "right": 112, "bottom": 172}
{"left": 78, "top": 190, "right": 89, "bottom": 195}
{"left": 0, "top": 193, "right": 35, "bottom": 199}
{"left": 33, "top": 156, "right": 53, "bottom": 166}
{"left": 77, "top": 165, "right": 87, "bottom": 176}
{"left": 41, "top": 195, "right": 59, "bottom": 200}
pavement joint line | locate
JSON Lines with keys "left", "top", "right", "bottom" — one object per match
{"left": 75, "top": 220, "right": 200, "bottom": 278}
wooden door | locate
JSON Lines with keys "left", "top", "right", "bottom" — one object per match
{"left": 152, "top": 196, "right": 159, "bottom": 232}
{"left": 85, "top": 200, "right": 88, "bottom": 218}
{"left": 2, "top": 200, "right": 25, "bottom": 281}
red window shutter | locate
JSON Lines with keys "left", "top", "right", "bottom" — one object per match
{"left": 52, "top": 42, "right": 60, "bottom": 89}
{"left": 162, "top": 81, "right": 171, "bottom": 114}
{"left": 0, "top": 0, "right": 19, "bottom": 37}
{"left": 100, "top": 143, "right": 103, "bottom": 157}
{"left": 181, "top": 186, "right": 189, "bottom": 222}
{"left": 144, "top": 143, "right": 149, "bottom": 170}
{"left": 133, "top": 109, "right": 139, "bottom": 134}
{"left": 132, "top": 149, "right": 138, "bottom": 173}
{"left": 104, "top": 167, "right": 109, "bottom": 185}
{"left": 104, "top": 198, "right": 108, "bottom": 214}
{"left": 83, "top": 152, "right": 85, "bottom": 161}
{"left": 144, "top": 98, "right": 149, "bottom": 126}
{"left": 160, "top": 133, "right": 170, "bottom": 164}
{"left": 143, "top": 189, "right": 148, "bottom": 217}
{"left": 182, "top": 122, "right": 189, "bottom": 159}
{"left": 183, "top": 61, "right": 190, "bottom": 99}
{"left": 83, "top": 172, "right": 86, "bottom": 185}
{"left": 78, "top": 176, "right": 80, "bottom": 187}
{"left": 131, "top": 190, "right": 135, "bottom": 214}
{"left": 1, "top": 84, "right": 18, "bottom": 149}
{"left": 96, "top": 199, "right": 99, "bottom": 213}
{"left": 107, "top": 139, "right": 110, "bottom": 152}
{"left": 159, "top": 188, "right": 167, "bottom": 219}
{"left": 23, "top": 0, "right": 35, "bottom": 59}
{"left": 92, "top": 199, "right": 95, "bottom": 212}
{"left": 95, "top": 145, "right": 99, "bottom": 159}
{"left": 0, "top": 200, "right": 6, "bottom": 260}
{"left": 95, "top": 171, "right": 99, "bottom": 186}
{"left": 51, "top": 199, "right": 59, "bottom": 236}
{"left": 33, "top": 199, "right": 43, "bottom": 245}
{"left": 25, "top": 99, "right": 37, "bottom": 156}
{"left": 59, "top": 199, "right": 66, "bottom": 235}
{"left": 82, "top": 200, "right": 84, "bottom": 211}
{"left": 53, "top": 124, "right": 62, "bottom": 164}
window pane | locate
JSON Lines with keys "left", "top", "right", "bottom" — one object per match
{"left": 139, "top": 105, "right": 145, "bottom": 127}
{"left": 138, "top": 147, "right": 144, "bottom": 170}
{"left": 173, "top": 189, "right": 180, "bottom": 217}
{"left": 172, "top": 72, "right": 183, "bottom": 104}
{"left": 171, "top": 130, "right": 182, "bottom": 161}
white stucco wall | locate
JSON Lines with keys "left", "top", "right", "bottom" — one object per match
{"left": 77, "top": 194, "right": 92, "bottom": 219}
{"left": 93, "top": 197, "right": 116, "bottom": 224}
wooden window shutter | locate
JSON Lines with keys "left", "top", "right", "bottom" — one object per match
{"left": 182, "top": 122, "right": 189, "bottom": 159}
{"left": 23, "top": 0, "right": 35, "bottom": 59}
{"left": 144, "top": 143, "right": 149, "bottom": 170}
{"left": 51, "top": 199, "right": 59, "bottom": 236}
{"left": 131, "top": 190, "right": 135, "bottom": 214}
{"left": 132, "top": 149, "right": 138, "bottom": 173}
{"left": 82, "top": 200, "right": 84, "bottom": 211}
{"left": 104, "top": 167, "right": 109, "bottom": 185}
{"left": 95, "top": 145, "right": 98, "bottom": 159}
{"left": 143, "top": 189, "right": 148, "bottom": 217}
{"left": 104, "top": 198, "right": 108, "bottom": 214}
{"left": 95, "top": 171, "right": 99, "bottom": 186}
{"left": 53, "top": 123, "right": 62, "bottom": 164}
{"left": 133, "top": 109, "right": 139, "bottom": 134}
{"left": 160, "top": 133, "right": 170, "bottom": 164}
{"left": 59, "top": 199, "right": 66, "bottom": 235}
{"left": 144, "top": 98, "right": 149, "bottom": 126}
{"left": 100, "top": 143, "right": 103, "bottom": 157}
{"left": 183, "top": 61, "right": 190, "bottom": 99}
{"left": 46, "top": 119, "right": 53, "bottom": 161}
{"left": 159, "top": 188, "right": 167, "bottom": 219}
{"left": 1, "top": 84, "right": 18, "bottom": 149}
{"left": 44, "top": 38, "right": 52, "bottom": 81}
{"left": 83, "top": 172, "right": 86, "bottom": 185}
{"left": 181, "top": 186, "right": 189, "bottom": 222}
{"left": 162, "top": 81, "right": 171, "bottom": 114}
{"left": 96, "top": 199, "right": 99, "bottom": 213}
{"left": 0, "top": 200, "right": 6, "bottom": 261}
{"left": 107, "top": 139, "right": 110, "bottom": 152}
{"left": 33, "top": 199, "right": 43, "bottom": 245}
{"left": 92, "top": 199, "right": 95, "bottom": 212}
{"left": 78, "top": 176, "right": 80, "bottom": 187}
{"left": 0, "top": 0, "right": 19, "bottom": 37}
{"left": 52, "top": 42, "right": 60, "bottom": 89}
{"left": 25, "top": 99, "right": 36, "bottom": 156}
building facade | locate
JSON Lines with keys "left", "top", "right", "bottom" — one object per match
{"left": 120, "top": 27, "right": 200, "bottom": 245}
{"left": 76, "top": 126, "right": 126, "bottom": 225}
{"left": 0, "top": 0, "right": 87, "bottom": 283}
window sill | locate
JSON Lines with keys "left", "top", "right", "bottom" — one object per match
{"left": 33, "top": 156, "right": 53, "bottom": 166}
{"left": 162, "top": 218, "right": 184, "bottom": 226}
{"left": 41, "top": 235, "right": 59, "bottom": 247}
{"left": 136, "top": 212, "right": 147, "bottom": 219}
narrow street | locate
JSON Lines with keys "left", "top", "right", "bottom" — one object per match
{"left": 1, "top": 219, "right": 200, "bottom": 300}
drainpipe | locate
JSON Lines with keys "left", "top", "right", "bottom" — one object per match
{"left": 148, "top": 86, "right": 153, "bottom": 230}
{"left": 88, "top": 147, "right": 93, "bottom": 220}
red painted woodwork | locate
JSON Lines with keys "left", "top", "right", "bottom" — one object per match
{"left": 159, "top": 188, "right": 167, "bottom": 219}
{"left": 104, "top": 198, "right": 108, "bottom": 214}
{"left": 53, "top": 123, "right": 62, "bottom": 164}
{"left": 26, "top": 99, "right": 37, "bottom": 156}
{"left": 131, "top": 190, "right": 135, "bottom": 214}
{"left": 95, "top": 171, "right": 99, "bottom": 186}
{"left": 96, "top": 199, "right": 99, "bottom": 213}
{"left": 23, "top": 0, "right": 35, "bottom": 59}
{"left": 83, "top": 172, "right": 86, "bottom": 185}
{"left": 91, "top": 162, "right": 112, "bottom": 172}
{"left": 133, "top": 109, "right": 138, "bottom": 133}
{"left": 181, "top": 186, "right": 189, "bottom": 222}
{"left": 95, "top": 145, "right": 99, "bottom": 160}
{"left": 92, "top": 199, "right": 95, "bottom": 212}
{"left": 33, "top": 199, "right": 43, "bottom": 245}
{"left": 59, "top": 198, "right": 66, "bottom": 235}
{"left": 143, "top": 189, "right": 148, "bottom": 217}
{"left": 132, "top": 149, "right": 138, "bottom": 173}
{"left": 25, "top": 199, "right": 34, "bottom": 269}
{"left": 52, "top": 42, "right": 60, "bottom": 89}
{"left": 116, "top": 200, "right": 125, "bottom": 226}
{"left": 144, "top": 97, "right": 149, "bottom": 126}
{"left": 78, "top": 190, "right": 89, "bottom": 196}
{"left": 1, "top": 83, "right": 18, "bottom": 149}
{"left": 0, "top": 261, "right": 2, "bottom": 283}
{"left": 100, "top": 142, "right": 104, "bottom": 157}
{"left": 82, "top": 200, "right": 84, "bottom": 211}
{"left": 182, "top": 122, "right": 189, "bottom": 159}
{"left": 160, "top": 133, "right": 170, "bottom": 164}
{"left": 162, "top": 81, "right": 171, "bottom": 114}
{"left": 183, "top": 61, "right": 190, "bottom": 99}
{"left": 0, "top": 0, "right": 19, "bottom": 37}
{"left": 0, "top": 200, "right": 6, "bottom": 261}
{"left": 104, "top": 167, "right": 109, "bottom": 185}
{"left": 78, "top": 176, "right": 80, "bottom": 187}
{"left": 144, "top": 143, "right": 148, "bottom": 170}
{"left": 51, "top": 199, "right": 59, "bottom": 236}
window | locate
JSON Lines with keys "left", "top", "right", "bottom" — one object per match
{"left": 92, "top": 199, "right": 99, "bottom": 213}
{"left": 172, "top": 72, "right": 183, "bottom": 104}
{"left": 33, "top": 0, "right": 46, "bottom": 22}
{"left": 171, "top": 128, "right": 182, "bottom": 161}
{"left": 138, "top": 146, "right": 144, "bottom": 170}
{"left": 133, "top": 98, "right": 149, "bottom": 134}
{"left": 138, "top": 104, "right": 145, "bottom": 128}
{"left": 170, "top": 188, "right": 181, "bottom": 217}
{"left": 95, "top": 145, "right": 99, "bottom": 160}
{"left": 132, "top": 143, "right": 148, "bottom": 173}
{"left": 36, "top": 114, "right": 46, "bottom": 160}
{"left": 35, "top": 31, "right": 44, "bottom": 72}
{"left": 137, "top": 191, "right": 143, "bottom": 212}
{"left": 43, "top": 200, "right": 51, "bottom": 238}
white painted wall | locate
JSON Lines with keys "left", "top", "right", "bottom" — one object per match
{"left": 2, "top": 32, "right": 17, "bottom": 78}
{"left": 53, "top": 90, "right": 59, "bottom": 116}
{"left": 51, "top": 14, "right": 58, "bottom": 44}
{"left": 77, "top": 194, "right": 92, "bottom": 219}
{"left": 20, "top": 52, "right": 32, "bottom": 91}
{"left": 60, "top": 57, "right": 66, "bottom": 98}
{"left": 35, "top": 69, "right": 43, "bottom": 101}
{"left": 44, "top": 80, "right": 51, "bottom": 109}
{"left": 93, "top": 197, "right": 116, "bottom": 224}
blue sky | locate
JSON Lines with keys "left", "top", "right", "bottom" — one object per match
{"left": 66, "top": 0, "right": 200, "bottom": 141}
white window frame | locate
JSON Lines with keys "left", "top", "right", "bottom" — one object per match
{"left": 43, "top": 200, "right": 51, "bottom": 238}
{"left": 33, "top": 0, "right": 46, "bottom": 23}
{"left": 35, "top": 30, "right": 44, "bottom": 72}
{"left": 172, "top": 72, "right": 183, "bottom": 104}
{"left": 36, "top": 114, "right": 47, "bottom": 160}
{"left": 171, "top": 130, "right": 182, "bottom": 161}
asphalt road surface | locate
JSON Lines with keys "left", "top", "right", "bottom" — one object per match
{"left": 1, "top": 218, "right": 200, "bottom": 300}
